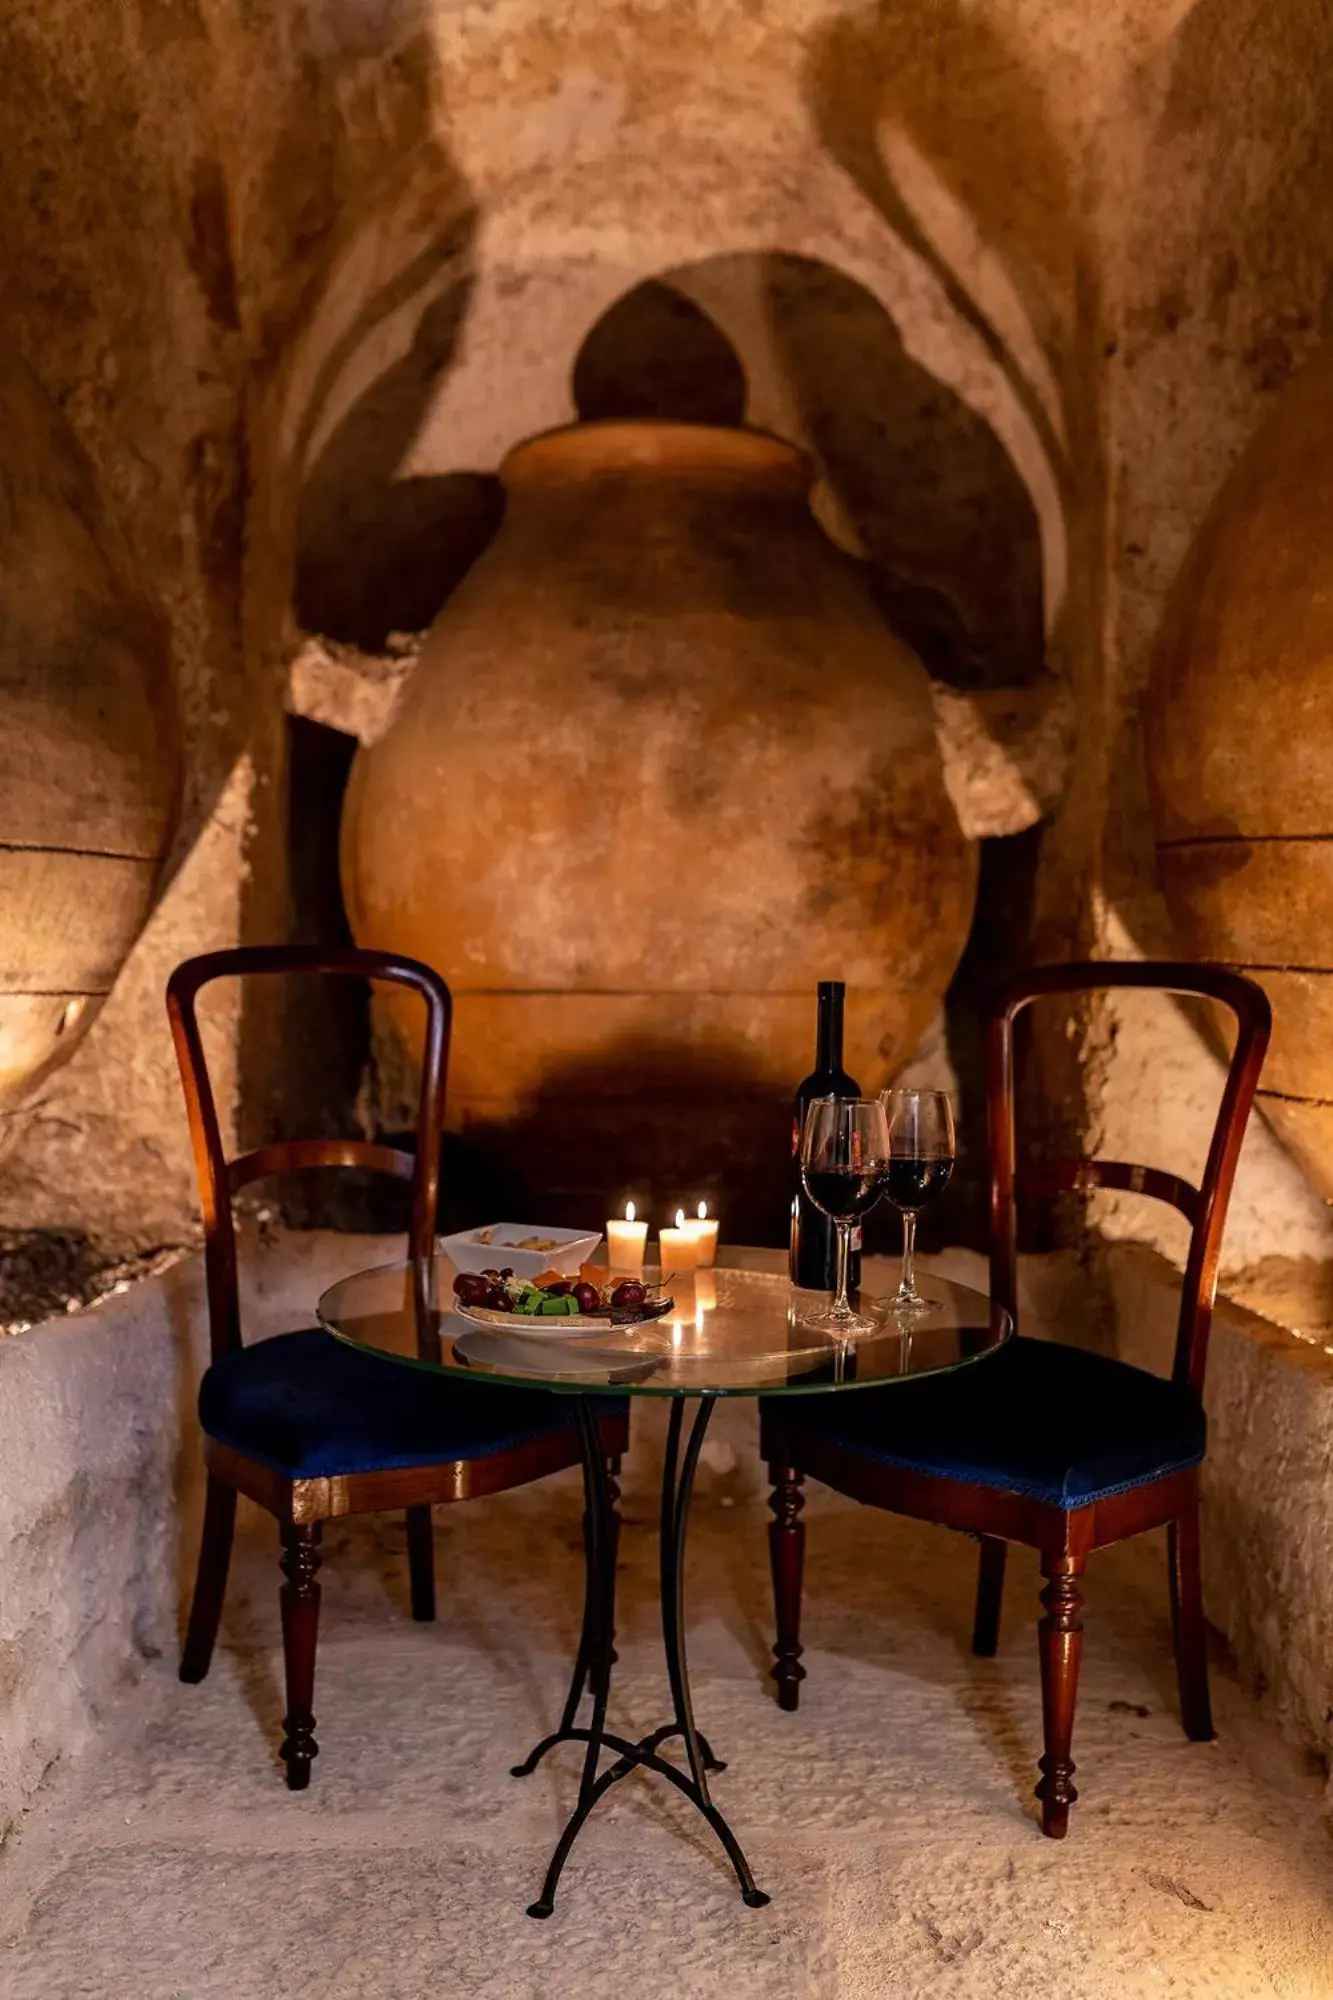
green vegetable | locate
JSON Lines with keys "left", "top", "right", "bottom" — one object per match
{"left": 539, "top": 1295, "right": 578, "bottom": 1316}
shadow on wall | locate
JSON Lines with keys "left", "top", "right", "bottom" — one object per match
{"left": 806, "top": 0, "right": 1096, "bottom": 1213}
{"left": 761, "top": 253, "right": 1045, "bottom": 691}
{"left": 434, "top": 1034, "right": 792, "bottom": 1248}
{"left": 292, "top": 252, "right": 1048, "bottom": 696}
{"left": 573, "top": 280, "right": 749, "bottom": 427}
{"left": 292, "top": 273, "right": 504, "bottom": 650}
{"left": 230, "top": 31, "right": 482, "bottom": 1169}
{"left": 804, "top": 0, "right": 1084, "bottom": 488}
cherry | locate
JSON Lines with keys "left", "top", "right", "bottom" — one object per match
{"left": 611, "top": 1280, "right": 646, "bottom": 1309}
{"left": 572, "top": 1281, "right": 601, "bottom": 1314}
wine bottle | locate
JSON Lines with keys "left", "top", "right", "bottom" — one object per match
{"left": 789, "top": 981, "right": 863, "bottom": 1291}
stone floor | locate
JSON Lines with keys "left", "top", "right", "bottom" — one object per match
{"left": 1, "top": 1397, "right": 1330, "bottom": 1999}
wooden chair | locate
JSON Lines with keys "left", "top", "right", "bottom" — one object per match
{"left": 762, "top": 961, "right": 1270, "bottom": 1836}
{"left": 168, "top": 944, "right": 628, "bottom": 1788}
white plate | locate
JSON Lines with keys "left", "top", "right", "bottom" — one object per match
{"left": 454, "top": 1301, "right": 607, "bottom": 1339}
{"left": 451, "top": 1327, "right": 661, "bottom": 1381}
{"left": 453, "top": 1296, "right": 674, "bottom": 1340}
{"left": 439, "top": 1223, "right": 603, "bottom": 1279}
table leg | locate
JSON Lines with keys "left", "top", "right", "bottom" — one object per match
{"left": 516, "top": 1394, "right": 769, "bottom": 1919}
{"left": 656, "top": 1396, "right": 769, "bottom": 1908}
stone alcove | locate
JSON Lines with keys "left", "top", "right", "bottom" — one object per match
{"left": 282, "top": 248, "right": 1063, "bottom": 1246}
{"left": 0, "top": 0, "right": 1331, "bottom": 1866}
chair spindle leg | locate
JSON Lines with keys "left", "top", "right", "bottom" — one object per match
{"left": 971, "top": 1535, "right": 1007, "bottom": 1658}
{"left": 180, "top": 1473, "right": 237, "bottom": 1684}
{"left": 405, "top": 1504, "right": 436, "bottom": 1622}
{"left": 767, "top": 1463, "right": 806, "bottom": 1711}
{"left": 1168, "top": 1503, "right": 1214, "bottom": 1742}
{"left": 279, "top": 1522, "right": 323, "bottom": 1790}
{"left": 1035, "top": 1550, "right": 1084, "bottom": 1837}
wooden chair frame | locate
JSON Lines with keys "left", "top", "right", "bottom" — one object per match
{"left": 168, "top": 944, "right": 627, "bottom": 1786}
{"left": 763, "top": 960, "right": 1270, "bottom": 1836}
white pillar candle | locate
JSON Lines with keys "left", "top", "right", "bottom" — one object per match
{"left": 658, "top": 1207, "right": 701, "bottom": 1275}
{"left": 686, "top": 1200, "right": 719, "bottom": 1267}
{"left": 605, "top": 1200, "right": 648, "bottom": 1273}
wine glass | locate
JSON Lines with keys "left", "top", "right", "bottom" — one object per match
{"left": 799, "top": 1096, "right": 890, "bottom": 1338}
{"left": 880, "top": 1088, "right": 956, "bottom": 1318}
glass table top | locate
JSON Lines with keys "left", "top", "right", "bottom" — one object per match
{"left": 318, "top": 1256, "right": 1012, "bottom": 1398}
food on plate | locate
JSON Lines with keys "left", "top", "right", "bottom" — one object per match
{"left": 472, "top": 1229, "right": 563, "bottom": 1251}
{"left": 453, "top": 1272, "right": 494, "bottom": 1308}
{"left": 452, "top": 1268, "right": 673, "bottom": 1324}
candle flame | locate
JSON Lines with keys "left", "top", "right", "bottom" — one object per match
{"left": 675, "top": 1208, "right": 685, "bottom": 1230}
{"left": 697, "top": 1201, "right": 707, "bottom": 1221}
{"left": 625, "top": 1201, "right": 636, "bottom": 1224}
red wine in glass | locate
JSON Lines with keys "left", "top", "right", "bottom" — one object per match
{"left": 881, "top": 1090, "right": 957, "bottom": 1316}
{"left": 883, "top": 1156, "right": 954, "bottom": 1212}
{"left": 798, "top": 1097, "right": 889, "bottom": 1338}
{"left": 802, "top": 1167, "right": 888, "bottom": 1221}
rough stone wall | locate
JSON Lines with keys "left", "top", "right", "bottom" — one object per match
{"left": 0, "top": 0, "right": 261, "bottom": 1239}
{"left": 1, "top": 0, "right": 1331, "bottom": 1280}
{"left": 0, "top": 0, "right": 461, "bottom": 1240}
{"left": 0, "top": 1227, "right": 393, "bottom": 1843}
{"left": 1060, "top": 0, "right": 1333, "bottom": 1277}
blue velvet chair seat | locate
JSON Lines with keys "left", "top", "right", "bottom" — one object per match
{"left": 787, "top": 1336, "right": 1205, "bottom": 1508}
{"left": 200, "top": 1328, "right": 610, "bottom": 1482}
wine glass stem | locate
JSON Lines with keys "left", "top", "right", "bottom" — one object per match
{"left": 834, "top": 1220, "right": 853, "bottom": 1317}
{"left": 899, "top": 1211, "right": 918, "bottom": 1301}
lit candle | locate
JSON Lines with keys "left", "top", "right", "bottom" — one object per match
{"left": 686, "top": 1200, "right": 719, "bottom": 1267}
{"left": 658, "top": 1207, "right": 701, "bottom": 1275}
{"left": 605, "top": 1200, "right": 648, "bottom": 1274}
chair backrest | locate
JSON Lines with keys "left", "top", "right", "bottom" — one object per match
{"left": 166, "top": 945, "right": 451, "bottom": 1363}
{"left": 986, "top": 961, "right": 1270, "bottom": 1397}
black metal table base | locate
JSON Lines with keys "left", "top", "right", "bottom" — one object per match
{"left": 512, "top": 1395, "right": 770, "bottom": 1918}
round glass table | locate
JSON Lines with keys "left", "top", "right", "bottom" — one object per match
{"left": 319, "top": 1257, "right": 1011, "bottom": 1918}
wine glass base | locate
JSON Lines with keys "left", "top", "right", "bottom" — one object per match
{"left": 880, "top": 1291, "right": 944, "bottom": 1327}
{"left": 798, "top": 1304, "right": 882, "bottom": 1339}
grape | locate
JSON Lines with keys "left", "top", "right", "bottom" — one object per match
{"left": 453, "top": 1272, "right": 490, "bottom": 1305}
{"left": 572, "top": 1281, "right": 601, "bottom": 1314}
{"left": 611, "top": 1280, "right": 646, "bottom": 1309}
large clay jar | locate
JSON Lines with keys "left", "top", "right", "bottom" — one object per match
{"left": 0, "top": 357, "right": 178, "bottom": 1147}
{"left": 1147, "top": 347, "right": 1333, "bottom": 1196}
{"left": 342, "top": 421, "right": 976, "bottom": 1229}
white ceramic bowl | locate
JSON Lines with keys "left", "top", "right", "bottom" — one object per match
{"left": 438, "top": 1223, "right": 603, "bottom": 1280}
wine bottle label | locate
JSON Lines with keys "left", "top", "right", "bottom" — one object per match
{"left": 851, "top": 1224, "right": 863, "bottom": 1251}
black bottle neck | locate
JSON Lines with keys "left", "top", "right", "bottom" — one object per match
{"left": 815, "top": 981, "right": 845, "bottom": 1078}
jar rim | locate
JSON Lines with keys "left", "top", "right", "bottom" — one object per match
{"left": 500, "top": 419, "right": 813, "bottom": 494}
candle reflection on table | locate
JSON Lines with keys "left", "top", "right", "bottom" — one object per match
{"left": 664, "top": 1267, "right": 718, "bottom": 1348}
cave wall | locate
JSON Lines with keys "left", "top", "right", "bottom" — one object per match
{"left": 1066, "top": 0, "right": 1333, "bottom": 1285}
{"left": 0, "top": 0, "right": 1329, "bottom": 1280}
